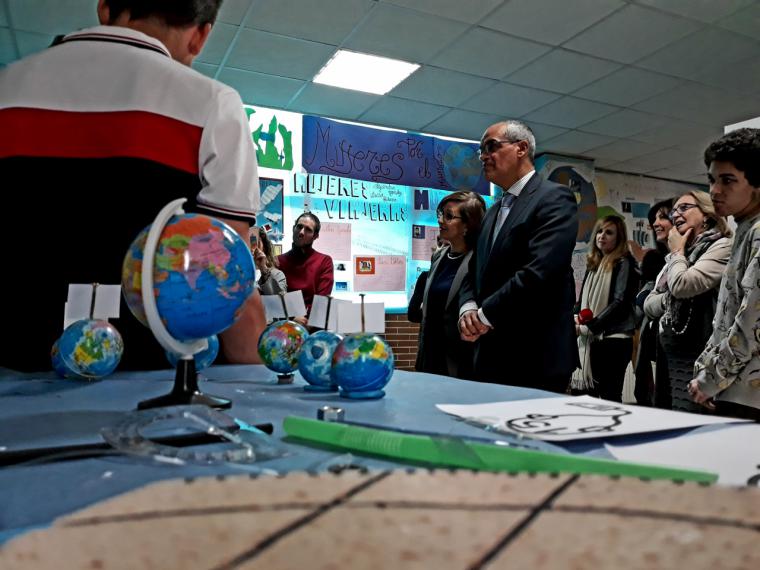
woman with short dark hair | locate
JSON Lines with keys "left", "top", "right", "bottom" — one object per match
{"left": 412, "top": 191, "right": 485, "bottom": 379}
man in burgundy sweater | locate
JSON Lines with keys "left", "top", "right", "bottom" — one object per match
{"left": 277, "top": 213, "right": 335, "bottom": 323}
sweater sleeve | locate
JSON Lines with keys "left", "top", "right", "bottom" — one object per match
{"left": 666, "top": 238, "right": 732, "bottom": 299}
{"left": 315, "top": 254, "right": 335, "bottom": 297}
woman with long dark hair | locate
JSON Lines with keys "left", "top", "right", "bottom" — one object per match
{"left": 573, "top": 216, "right": 638, "bottom": 401}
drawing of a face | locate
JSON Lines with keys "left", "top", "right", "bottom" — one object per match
{"left": 505, "top": 402, "right": 631, "bottom": 437}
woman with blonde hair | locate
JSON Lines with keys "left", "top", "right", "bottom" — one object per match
{"left": 250, "top": 227, "right": 287, "bottom": 296}
{"left": 644, "top": 190, "right": 732, "bottom": 412}
{"left": 573, "top": 216, "right": 638, "bottom": 401}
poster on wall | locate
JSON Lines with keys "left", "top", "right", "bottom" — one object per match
{"left": 257, "top": 178, "right": 284, "bottom": 242}
{"left": 244, "top": 105, "right": 302, "bottom": 172}
{"left": 302, "top": 115, "right": 489, "bottom": 195}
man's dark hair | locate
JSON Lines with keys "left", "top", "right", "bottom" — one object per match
{"left": 295, "top": 212, "right": 321, "bottom": 236}
{"left": 104, "top": 0, "right": 222, "bottom": 27}
{"left": 704, "top": 128, "right": 760, "bottom": 188}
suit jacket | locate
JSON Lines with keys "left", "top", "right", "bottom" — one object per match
{"left": 416, "top": 246, "right": 474, "bottom": 378}
{"left": 459, "top": 173, "right": 579, "bottom": 391}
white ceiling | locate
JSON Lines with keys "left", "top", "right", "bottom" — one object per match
{"left": 2, "top": 0, "right": 760, "bottom": 184}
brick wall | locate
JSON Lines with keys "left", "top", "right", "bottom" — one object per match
{"left": 385, "top": 314, "right": 420, "bottom": 371}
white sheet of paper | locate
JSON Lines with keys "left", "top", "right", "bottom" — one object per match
{"left": 310, "top": 295, "right": 339, "bottom": 330}
{"left": 261, "top": 290, "right": 307, "bottom": 321}
{"left": 63, "top": 284, "right": 94, "bottom": 328}
{"left": 362, "top": 302, "right": 385, "bottom": 333}
{"left": 606, "top": 424, "right": 760, "bottom": 486}
{"left": 436, "top": 395, "right": 749, "bottom": 441}
{"left": 336, "top": 302, "right": 362, "bottom": 334}
{"left": 92, "top": 284, "right": 121, "bottom": 319}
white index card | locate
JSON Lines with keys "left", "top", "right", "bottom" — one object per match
{"left": 363, "top": 302, "right": 385, "bottom": 333}
{"left": 336, "top": 302, "right": 362, "bottom": 334}
{"left": 92, "top": 285, "right": 122, "bottom": 320}
{"left": 284, "top": 291, "right": 307, "bottom": 318}
{"left": 63, "top": 284, "right": 94, "bottom": 329}
{"left": 310, "top": 295, "right": 339, "bottom": 330}
{"left": 262, "top": 295, "right": 286, "bottom": 322}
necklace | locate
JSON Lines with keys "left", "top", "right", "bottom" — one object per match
{"left": 447, "top": 251, "right": 465, "bottom": 260}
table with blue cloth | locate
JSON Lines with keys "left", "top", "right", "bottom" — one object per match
{"left": 0, "top": 365, "right": 735, "bottom": 547}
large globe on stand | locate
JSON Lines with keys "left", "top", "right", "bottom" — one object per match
{"left": 298, "top": 330, "right": 343, "bottom": 391}
{"left": 331, "top": 333, "right": 394, "bottom": 399}
{"left": 258, "top": 320, "right": 309, "bottom": 375}
{"left": 122, "top": 213, "right": 255, "bottom": 341}
{"left": 51, "top": 319, "right": 124, "bottom": 380}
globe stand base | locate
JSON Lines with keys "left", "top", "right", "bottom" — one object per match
{"left": 276, "top": 373, "right": 295, "bottom": 385}
{"left": 339, "top": 388, "right": 386, "bottom": 400}
{"left": 137, "top": 359, "right": 231, "bottom": 410}
{"left": 303, "top": 384, "right": 338, "bottom": 392}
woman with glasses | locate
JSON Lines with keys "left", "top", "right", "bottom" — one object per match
{"left": 643, "top": 191, "right": 732, "bottom": 413}
{"left": 573, "top": 216, "right": 639, "bottom": 401}
{"left": 250, "top": 227, "right": 287, "bottom": 297}
{"left": 412, "top": 191, "right": 485, "bottom": 379}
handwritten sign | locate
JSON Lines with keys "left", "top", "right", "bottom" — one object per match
{"left": 412, "top": 225, "right": 439, "bottom": 261}
{"left": 318, "top": 222, "right": 352, "bottom": 260}
{"left": 302, "top": 115, "right": 488, "bottom": 194}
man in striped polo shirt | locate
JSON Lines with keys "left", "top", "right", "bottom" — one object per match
{"left": 0, "top": 1, "right": 267, "bottom": 371}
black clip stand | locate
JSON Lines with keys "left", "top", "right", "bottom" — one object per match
{"left": 137, "top": 358, "right": 231, "bottom": 410}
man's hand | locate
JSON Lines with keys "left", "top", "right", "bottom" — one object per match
{"left": 688, "top": 379, "right": 716, "bottom": 410}
{"left": 293, "top": 316, "right": 308, "bottom": 327}
{"left": 459, "top": 309, "right": 489, "bottom": 342}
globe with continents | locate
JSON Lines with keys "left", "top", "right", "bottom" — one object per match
{"left": 258, "top": 320, "right": 309, "bottom": 374}
{"left": 166, "top": 335, "right": 219, "bottom": 371}
{"left": 443, "top": 143, "right": 483, "bottom": 191}
{"left": 298, "top": 330, "right": 343, "bottom": 391}
{"left": 122, "top": 213, "right": 255, "bottom": 341}
{"left": 51, "top": 319, "right": 124, "bottom": 380}
{"left": 331, "top": 333, "right": 394, "bottom": 399}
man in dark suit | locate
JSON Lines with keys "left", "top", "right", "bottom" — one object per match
{"left": 459, "top": 120, "right": 579, "bottom": 393}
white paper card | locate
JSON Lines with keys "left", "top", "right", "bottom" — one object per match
{"left": 310, "top": 295, "right": 338, "bottom": 330}
{"left": 336, "top": 302, "right": 362, "bottom": 334}
{"left": 261, "top": 290, "right": 307, "bottom": 321}
{"left": 63, "top": 284, "right": 94, "bottom": 328}
{"left": 92, "top": 285, "right": 121, "bottom": 319}
{"left": 436, "top": 395, "right": 749, "bottom": 441}
{"left": 363, "top": 302, "right": 385, "bottom": 333}
{"left": 607, "top": 424, "right": 760, "bottom": 486}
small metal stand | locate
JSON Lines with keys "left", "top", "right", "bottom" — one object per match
{"left": 138, "top": 358, "right": 231, "bottom": 410}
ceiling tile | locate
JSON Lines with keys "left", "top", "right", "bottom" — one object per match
{"left": 523, "top": 96, "right": 619, "bottom": 128}
{"left": 571, "top": 67, "right": 682, "bottom": 106}
{"left": 482, "top": 0, "right": 624, "bottom": 45}
{"left": 461, "top": 82, "right": 561, "bottom": 117}
{"left": 0, "top": 28, "right": 16, "bottom": 64}
{"left": 603, "top": 158, "right": 659, "bottom": 174}
{"left": 622, "top": 147, "right": 695, "bottom": 171}
{"left": 226, "top": 28, "right": 335, "bottom": 80}
{"left": 647, "top": 167, "right": 706, "bottom": 184}
{"left": 218, "top": 0, "right": 253, "bottom": 25}
{"left": 524, "top": 122, "right": 570, "bottom": 145}
{"left": 289, "top": 83, "right": 380, "bottom": 120}
{"left": 245, "top": 0, "right": 373, "bottom": 45}
{"left": 698, "top": 56, "right": 760, "bottom": 96}
{"left": 579, "top": 109, "right": 669, "bottom": 138}
{"left": 380, "top": 0, "right": 503, "bottom": 24}
{"left": 15, "top": 30, "right": 53, "bottom": 58}
{"left": 635, "top": 0, "right": 755, "bottom": 23}
{"left": 633, "top": 82, "right": 760, "bottom": 127}
{"left": 0, "top": 8, "right": 6, "bottom": 26}
{"left": 636, "top": 27, "right": 758, "bottom": 80}
{"left": 431, "top": 27, "right": 550, "bottom": 80}
{"left": 542, "top": 130, "right": 618, "bottom": 154}
{"left": 344, "top": 3, "right": 468, "bottom": 63}
{"left": 197, "top": 23, "right": 236, "bottom": 66}
{"left": 717, "top": 2, "right": 760, "bottom": 39}
{"left": 390, "top": 66, "right": 496, "bottom": 107}
{"left": 506, "top": 49, "right": 620, "bottom": 93}
{"left": 7, "top": 0, "right": 97, "bottom": 35}
{"left": 192, "top": 62, "right": 218, "bottom": 79}
{"left": 564, "top": 4, "right": 700, "bottom": 64}
{"left": 586, "top": 139, "right": 655, "bottom": 162}
{"left": 218, "top": 68, "right": 305, "bottom": 108}
{"left": 359, "top": 97, "right": 449, "bottom": 131}
{"left": 423, "top": 109, "right": 502, "bottom": 141}
{"left": 631, "top": 121, "right": 721, "bottom": 148}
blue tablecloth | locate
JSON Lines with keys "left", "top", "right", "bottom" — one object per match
{"left": 0, "top": 365, "right": 705, "bottom": 544}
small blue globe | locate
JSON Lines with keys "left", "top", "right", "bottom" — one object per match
{"left": 258, "top": 320, "right": 309, "bottom": 374}
{"left": 298, "top": 330, "right": 343, "bottom": 391}
{"left": 331, "top": 333, "right": 394, "bottom": 399}
{"left": 166, "top": 335, "right": 219, "bottom": 371}
{"left": 53, "top": 319, "right": 124, "bottom": 380}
